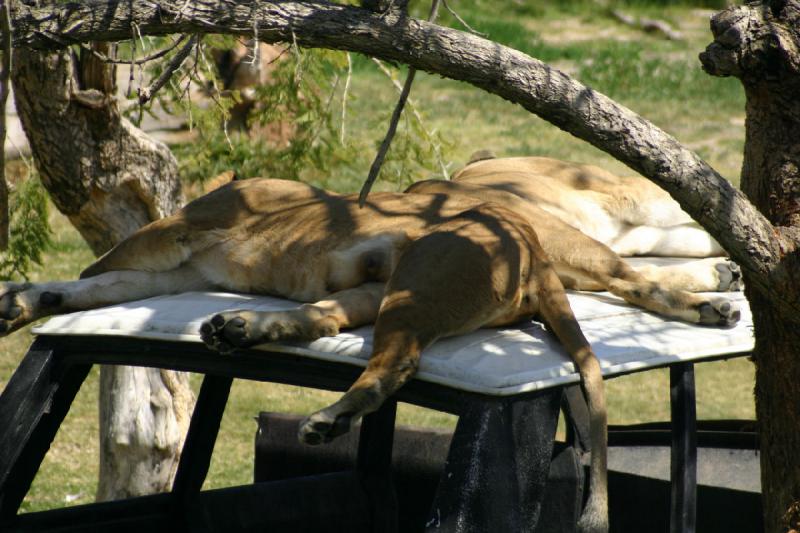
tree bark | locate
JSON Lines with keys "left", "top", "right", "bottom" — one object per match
{"left": 11, "top": 46, "right": 182, "bottom": 253}
{"left": 701, "top": 3, "right": 800, "bottom": 531}
{"left": 0, "top": 0, "right": 10, "bottom": 250}
{"left": 11, "top": 45, "right": 193, "bottom": 502}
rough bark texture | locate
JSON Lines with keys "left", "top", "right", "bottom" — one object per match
{"left": 11, "top": 47, "right": 182, "bottom": 254}
{"left": 11, "top": 45, "right": 193, "bottom": 502}
{"left": 97, "top": 365, "right": 194, "bottom": 499}
{"left": 7, "top": 0, "right": 794, "bottom": 308}
{"left": 701, "top": 2, "right": 800, "bottom": 531}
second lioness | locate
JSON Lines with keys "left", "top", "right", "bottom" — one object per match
{"left": 408, "top": 154, "right": 741, "bottom": 326}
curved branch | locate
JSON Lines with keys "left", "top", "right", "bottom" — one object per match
{"left": 8, "top": 0, "right": 786, "bottom": 294}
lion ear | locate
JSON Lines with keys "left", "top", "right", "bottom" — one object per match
{"left": 201, "top": 170, "right": 239, "bottom": 194}
{"left": 467, "top": 149, "right": 497, "bottom": 165}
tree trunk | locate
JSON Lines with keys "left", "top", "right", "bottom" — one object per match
{"left": 748, "top": 294, "right": 800, "bottom": 532}
{"left": 11, "top": 46, "right": 181, "bottom": 253}
{"left": 11, "top": 45, "right": 193, "bottom": 501}
{"left": 701, "top": 3, "right": 800, "bottom": 531}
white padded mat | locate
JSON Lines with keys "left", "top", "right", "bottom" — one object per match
{"left": 33, "top": 290, "right": 753, "bottom": 396}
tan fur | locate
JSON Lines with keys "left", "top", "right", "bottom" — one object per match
{"left": 450, "top": 155, "right": 725, "bottom": 257}
{"left": 0, "top": 176, "right": 611, "bottom": 531}
{"left": 407, "top": 155, "right": 741, "bottom": 326}
{"left": 1, "top": 158, "right": 744, "bottom": 533}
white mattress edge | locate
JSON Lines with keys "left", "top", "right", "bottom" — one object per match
{"left": 30, "top": 326, "right": 754, "bottom": 395}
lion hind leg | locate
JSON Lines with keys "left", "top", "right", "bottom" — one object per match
{"left": 295, "top": 292, "right": 437, "bottom": 446}
{"left": 298, "top": 218, "right": 527, "bottom": 446}
{"left": 535, "top": 262, "right": 609, "bottom": 533}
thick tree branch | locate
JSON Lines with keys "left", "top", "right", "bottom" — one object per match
{"left": 7, "top": 0, "right": 789, "bottom": 299}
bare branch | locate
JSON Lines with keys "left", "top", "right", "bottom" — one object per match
{"left": 358, "top": 65, "right": 417, "bottom": 206}
{"left": 373, "top": 59, "right": 448, "bottom": 179}
{"left": 610, "top": 10, "right": 683, "bottom": 41}
{"left": 138, "top": 34, "right": 197, "bottom": 105}
{"left": 359, "top": 0, "right": 440, "bottom": 206}
{"left": 78, "top": 34, "right": 188, "bottom": 65}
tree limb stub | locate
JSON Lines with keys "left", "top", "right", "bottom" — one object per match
{"left": 700, "top": 2, "right": 800, "bottom": 82}
{"left": 7, "top": 0, "right": 792, "bottom": 301}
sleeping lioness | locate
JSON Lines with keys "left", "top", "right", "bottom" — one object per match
{"left": 0, "top": 156, "right": 741, "bottom": 533}
{"left": 0, "top": 177, "right": 611, "bottom": 531}
{"left": 408, "top": 153, "right": 741, "bottom": 326}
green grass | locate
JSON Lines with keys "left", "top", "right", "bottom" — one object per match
{"left": 0, "top": 1, "right": 754, "bottom": 513}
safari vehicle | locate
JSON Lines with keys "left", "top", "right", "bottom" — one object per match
{"left": 0, "top": 289, "right": 759, "bottom": 532}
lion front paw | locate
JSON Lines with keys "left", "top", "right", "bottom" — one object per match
{"left": 199, "top": 309, "right": 340, "bottom": 353}
{"left": 199, "top": 311, "right": 255, "bottom": 353}
{"left": 0, "top": 282, "right": 38, "bottom": 335}
{"left": 698, "top": 297, "right": 741, "bottom": 327}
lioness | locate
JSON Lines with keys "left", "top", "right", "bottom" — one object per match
{"left": 0, "top": 158, "right": 740, "bottom": 533}
{"left": 452, "top": 152, "right": 728, "bottom": 258}
{"left": 0, "top": 178, "right": 610, "bottom": 531}
{"left": 407, "top": 155, "right": 741, "bottom": 327}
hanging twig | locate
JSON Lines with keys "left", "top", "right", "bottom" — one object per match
{"left": 138, "top": 34, "right": 198, "bottom": 105}
{"left": 126, "top": 39, "right": 135, "bottom": 96}
{"left": 308, "top": 72, "right": 341, "bottom": 148}
{"left": 359, "top": 0, "right": 441, "bottom": 206}
{"left": 373, "top": 59, "right": 449, "bottom": 180}
{"left": 247, "top": 15, "right": 260, "bottom": 66}
{"left": 82, "top": 35, "right": 187, "bottom": 65}
{"left": 358, "top": 67, "right": 417, "bottom": 206}
{"left": 441, "top": 0, "right": 485, "bottom": 36}
{"left": 0, "top": 0, "right": 13, "bottom": 250}
{"left": 290, "top": 30, "right": 305, "bottom": 85}
{"left": 340, "top": 53, "right": 352, "bottom": 145}
{"left": 195, "top": 39, "right": 233, "bottom": 150}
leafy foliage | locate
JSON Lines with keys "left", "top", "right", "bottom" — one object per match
{"left": 168, "top": 44, "right": 342, "bottom": 183}
{"left": 141, "top": 38, "right": 447, "bottom": 192}
{"left": 0, "top": 175, "right": 51, "bottom": 280}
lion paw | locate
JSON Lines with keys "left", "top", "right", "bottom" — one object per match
{"left": 200, "top": 309, "right": 338, "bottom": 353}
{"left": 715, "top": 261, "right": 743, "bottom": 292}
{"left": 199, "top": 312, "right": 254, "bottom": 353}
{"left": 698, "top": 297, "right": 740, "bottom": 327}
{"left": 0, "top": 282, "right": 35, "bottom": 335}
{"left": 297, "top": 408, "right": 354, "bottom": 446}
